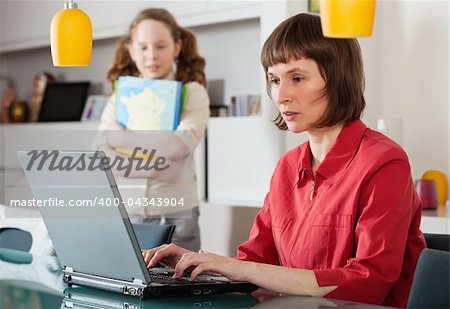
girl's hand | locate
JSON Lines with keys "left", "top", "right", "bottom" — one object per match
{"left": 142, "top": 243, "right": 193, "bottom": 269}
{"left": 173, "top": 251, "right": 249, "bottom": 282}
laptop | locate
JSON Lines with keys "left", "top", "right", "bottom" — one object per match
{"left": 18, "top": 150, "right": 257, "bottom": 298}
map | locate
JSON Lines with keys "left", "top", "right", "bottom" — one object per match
{"left": 116, "top": 76, "right": 183, "bottom": 131}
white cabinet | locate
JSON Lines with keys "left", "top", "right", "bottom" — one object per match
{"left": 0, "top": 0, "right": 259, "bottom": 53}
{"left": 207, "top": 117, "right": 283, "bottom": 206}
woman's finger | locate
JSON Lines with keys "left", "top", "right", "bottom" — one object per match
{"left": 142, "top": 244, "right": 168, "bottom": 265}
{"left": 189, "top": 262, "right": 215, "bottom": 281}
{"left": 148, "top": 243, "right": 184, "bottom": 268}
{"left": 174, "top": 252, "right": 213, "bottom": 278}
{"left": 173, "top": 252, "right": 202, "bottom": 278}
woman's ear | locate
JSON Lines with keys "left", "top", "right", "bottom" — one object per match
{"left": 174, "top": 39, "right": 182, "bottom": 58}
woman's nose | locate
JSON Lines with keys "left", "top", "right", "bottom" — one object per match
{"left": 276, "top": 83, "right": 292, "bottom": 105}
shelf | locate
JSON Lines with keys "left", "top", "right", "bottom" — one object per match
{"left": 0, "top": 2, "right": 260, "bottom": 53}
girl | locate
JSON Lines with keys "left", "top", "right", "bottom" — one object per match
{"left": 142, "top": 13, "right": 426, "bottom": 307}
{"left": 96, "top": 8, "right": 209, "bottom": 251}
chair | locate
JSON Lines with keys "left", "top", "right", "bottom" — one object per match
{"left": 0, "top": 228, "right": 33, "bottom": 264}
{"left": 407, "top": 233, "right": 450, "bottom": 309}
{"left": 132, "top": 223, "right": 175, "bottom": 250}
{"left": 0, "top": 228, "right": 33, "bottom": 251}
{"left": 424, "top": 233, "right": 450, "bottom": 251}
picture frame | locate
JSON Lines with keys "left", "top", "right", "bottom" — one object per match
{"left": 81, "top": 95, "right": 108, "bottom": 121}
{"left": 308, "top": 0, "right": 320, "bottom": 13}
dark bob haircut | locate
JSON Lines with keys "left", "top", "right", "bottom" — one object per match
{"left": 261, "top": 13, "right": 366, "bottom": 130}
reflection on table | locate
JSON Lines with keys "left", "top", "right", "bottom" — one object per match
{"left": 1, "top": 252, "right": 392, "bottom": 309}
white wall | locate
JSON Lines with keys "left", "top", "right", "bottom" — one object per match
{"left": 195, "top": 19, "right": 261, "bottom": 105}
{"left": 377, "top": 1, "right": 448, "bottom": 184}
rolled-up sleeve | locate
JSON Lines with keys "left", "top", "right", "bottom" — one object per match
{"left": 314, "top": 159, "right": 421, "bottom": 305}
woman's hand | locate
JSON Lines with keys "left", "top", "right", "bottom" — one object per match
{"left": 143, "top": 244, "right": 249, "bottom": 282}
{"left": 142, "top": 243, "right": 193, "bottom": 269}
{"left": 173, "top": 251, "right": 249, "bottom": 282}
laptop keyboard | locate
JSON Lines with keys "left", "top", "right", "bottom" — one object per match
{"left": 149, "top": 272, "right": 191, "bottom": 284}
{"left": 148, "top": 268, "right": 193, "bottom": 284}
{"left": 148, "top": 268, "right": 228, "bottom": 284}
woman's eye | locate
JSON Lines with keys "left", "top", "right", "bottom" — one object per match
{"left": 156, "top": 45, "right": 167, "bottom": 49}
{"left": 293, "top": 76, "right": 303, "bottom": 83}
{"left": 270, "top": 78, "right": 280, "bottom": 85}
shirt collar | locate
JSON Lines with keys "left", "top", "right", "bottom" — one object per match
{"left": 295, "top": 120, "right": 367, "bottom": 185}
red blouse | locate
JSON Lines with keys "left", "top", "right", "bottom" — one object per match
{"left": 237, "top": 120, "right": 426, "bottom": 307}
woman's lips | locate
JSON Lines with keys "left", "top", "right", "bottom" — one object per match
{"left": 282, "top": 111, "right": 299, "bottom": 121}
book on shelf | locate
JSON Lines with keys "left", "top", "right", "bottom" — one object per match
{"left": 115, "top": 76, "right": 186, "bottom": 131}
{"left": 229, "top": 94, "right": 261, "bottom": 117}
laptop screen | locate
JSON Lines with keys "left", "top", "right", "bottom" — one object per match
{"left": 39, "top": 82, "right": 90, "bottom": 122}
{"left": 18, "top": 150, "right": 150, "bottom": 284}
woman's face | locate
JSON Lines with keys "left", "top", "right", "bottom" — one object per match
{"left": 268, "top": 58, "right": 328, "bottom": 133}
{"left": 128, "top": 19, "right": 181, "bottom": 79}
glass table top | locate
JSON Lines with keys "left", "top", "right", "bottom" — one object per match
{"left": 0, "top": 253, "right": 392, "bottom": 309}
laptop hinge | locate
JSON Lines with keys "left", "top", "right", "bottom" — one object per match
{"left": 63, "top": 266, "right": 147, "bottom": 297}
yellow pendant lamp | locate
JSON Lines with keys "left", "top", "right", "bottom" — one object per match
{"left": 319, "top": 0, "right": 376, "bottom": 38}
{"left": 50, "top": 0, "right": 92, "bottom": 66}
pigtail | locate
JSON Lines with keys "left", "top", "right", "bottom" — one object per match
{"left": 176, "top": 27, "right": 207, "bottom": 87}
{"left": 106, "top": 36, "right": 139, "bottom": 89}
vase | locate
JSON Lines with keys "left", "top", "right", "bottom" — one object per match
{"left": 415, "top": 179, "right": 438, "bottom": 209}
{"left": 422, "top": 170, "right": 448, "bottom": 207}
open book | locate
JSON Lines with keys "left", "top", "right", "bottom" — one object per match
{"left": 115, "top": 76, "right": 186, "bottom": 131}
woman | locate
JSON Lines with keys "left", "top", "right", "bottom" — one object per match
{"left": 95, "top": 8, "right": 209, "bottom": 251}
{"left": 142, "top": 13, "right": 426, "bottom": 307}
